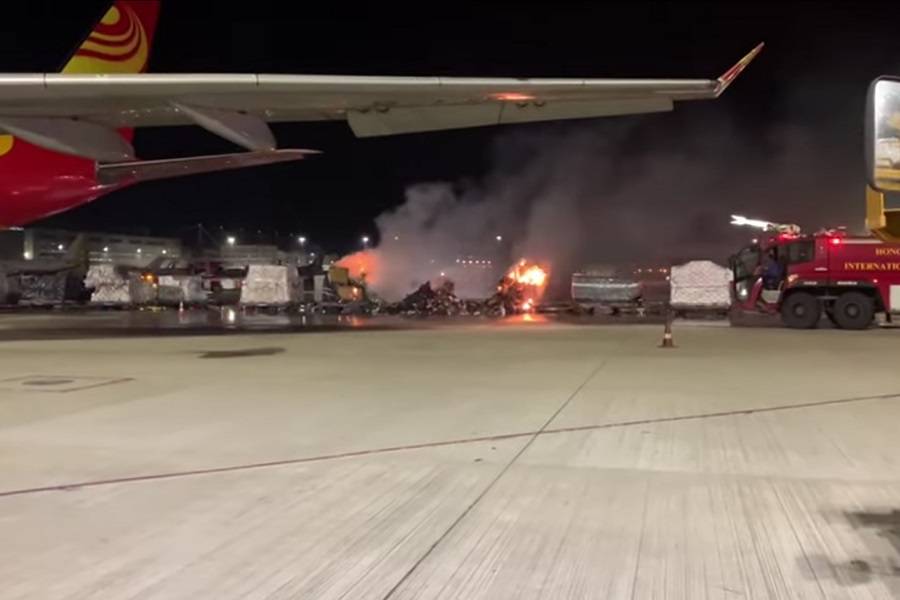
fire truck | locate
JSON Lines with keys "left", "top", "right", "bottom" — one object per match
{"left": 729, "top": 218, "right": 900, "bottom": 329}
{"left": 724, "top": 76, "right": 900, "bottom": 330}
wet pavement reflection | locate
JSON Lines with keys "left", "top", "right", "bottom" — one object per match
{"left": 0, "top": 306, "right": 686, "bottom": 341}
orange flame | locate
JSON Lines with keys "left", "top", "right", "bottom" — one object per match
{"left": 508, "top": 261, "right": 548, "bottom": 288}
{"left": 337, "top": 250, "right": 381, "bottom": 286}
{"left": 503, "top": 259, "right": 549, "bottom": 312}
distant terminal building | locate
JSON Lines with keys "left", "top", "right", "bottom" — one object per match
{"left": 0, "top": 228, "right": 181, "bottom": 267}
{"left": 446, "top": 255, "right": 502, "bottom": 298}
{"left": 206, "top": 245, "right": 318, "bottom": 269}
{"left": 455, "top": 255, "right": 495, "bottom": 269}
{"left": 217, "top": 244, "right": 282, "bottom": 267}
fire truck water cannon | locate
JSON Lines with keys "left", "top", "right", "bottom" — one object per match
{"left": 730, "top": 215, "right": 801, "bottom": 235}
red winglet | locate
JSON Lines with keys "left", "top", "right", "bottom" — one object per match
{"left": 716, "top": 42, "right": 764, "bottom": 96}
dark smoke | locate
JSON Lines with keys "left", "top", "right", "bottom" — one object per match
{"left": 364, "top": 108, "right": 862, "bottom": 301}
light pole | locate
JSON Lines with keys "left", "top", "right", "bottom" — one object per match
{"left": 298, "top": 236, "right": 310, "bottom": 265}
{"left": 226, "top": 236, "right": 236, "bottom": 247}
{"left": 361, "top": 235, "right": 370, "bottom": 249}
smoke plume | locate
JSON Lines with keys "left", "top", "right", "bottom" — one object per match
{"left": 352, "top": 110, "right": 861, "bottom": 301}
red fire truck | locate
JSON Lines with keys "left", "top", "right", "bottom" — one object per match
{"left": 729, "top": 225, "right": 900, "bottom": 329}
{"left": 725, "top": 76, "right": 900, "bottom": 330}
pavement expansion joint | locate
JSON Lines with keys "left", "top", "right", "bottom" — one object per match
{"left": 2, "top": 388, "right": 898, "bottom": 500}
{"left": 379, "top": 359, "right": 611, "bottom": 599}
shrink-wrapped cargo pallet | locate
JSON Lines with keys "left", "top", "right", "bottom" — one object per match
{"left": 571, "top": 273, "right": 643, "bottom": 304}
{"left": 240, "top": 265, "right": 298, "bottom": 306}
{"left": 17, "top": 273, "right": 68, "bottom": 305}
{"left": 670, "top": 261, "right": 732, "bottom": 309}
{"left": 85, "top": 265, "right": 131, "bottom": 305}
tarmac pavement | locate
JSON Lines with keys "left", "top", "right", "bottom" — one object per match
{"left": 2, "top": 315, "right": 900, "bottom": 598}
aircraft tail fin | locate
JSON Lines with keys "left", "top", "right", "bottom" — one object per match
{"left": 63, "top": 0, "right": 160, "bottom": 74}
{"left": 0, "top": 1, "right": 161, "bottom": 186}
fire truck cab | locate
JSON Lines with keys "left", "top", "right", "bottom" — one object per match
{"left": 730, "top": 229, "right": 900, "bottom": 329}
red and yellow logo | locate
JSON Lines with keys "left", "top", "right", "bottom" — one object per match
{"left": 62, "top": 3, "right": 150, "bottom": 74}
{"left": 0, "top": 135, "right": 13, "bottom": 157}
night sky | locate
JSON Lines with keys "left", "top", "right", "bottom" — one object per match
{"left": 2, "top": 2, "right": 900, "bottom": 255}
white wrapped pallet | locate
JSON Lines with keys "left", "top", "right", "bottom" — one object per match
{"left": 670, "top": 261, "right": 732, "bottom": 309}
{"left": 90, "top": 285, "right": 132, "bottom": 304}
{"left": 85, "top": 265, "right": 132, "bottom": 305}
{"left": 240, "top": 265, "right": 298, "bottom": 306}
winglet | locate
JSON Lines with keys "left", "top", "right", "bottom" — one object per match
{"left": 715, "top": 42, "right": 764, "bottom": 96}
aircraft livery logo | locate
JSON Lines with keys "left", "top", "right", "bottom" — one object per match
{"left": 63, "top": 3, "right": 149, "bottom": 74}
{"left": 0, "top": 135, "right": 12, "bottom": 157}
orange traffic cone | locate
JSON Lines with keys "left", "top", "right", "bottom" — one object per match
{"left": 659, "top": 310, "right": 676, "bottom": 349}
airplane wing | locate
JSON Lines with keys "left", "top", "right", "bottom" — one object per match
{"left": 0, "top": 43, "right": 762, "bottom": 162}
{"left": 95, "top": 149, "right": 319, "bottom": 185}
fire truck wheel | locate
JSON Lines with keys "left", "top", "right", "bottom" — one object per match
{"left": 833, "top": 292, "right": 874, "bottom": 330}
{"left": 781, "top": 292, "right": 821, "bottom": 329}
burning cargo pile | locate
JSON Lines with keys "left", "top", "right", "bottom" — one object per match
{"left": 383, "top": 280, "right": 483, "bottom": 316}
{"left": 383, "top": 260, "right": 549, "bottom": 317}
{"left": 489, "top": 260, "right": 548, "bottom": 314}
